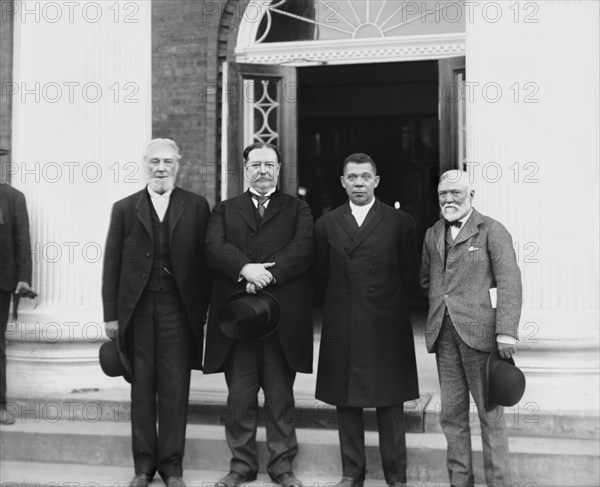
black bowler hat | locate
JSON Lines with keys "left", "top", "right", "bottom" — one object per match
{"left": 0, "top": 148, "right": 9, "bottom": 156}
{"left": 485, "top": 349, "right": 526, "bottom": 411}
{"left": 99, "top": 340, "right": 131, "bottom": 383}
{"left": 219, "top": 290, "right": 281, "bottom": 341}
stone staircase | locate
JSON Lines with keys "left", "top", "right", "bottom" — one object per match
{"left": 1, "top": 388, "right": 598, "bottom": 487}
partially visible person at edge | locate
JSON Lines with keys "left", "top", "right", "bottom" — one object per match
{"left": 0, "top": 178, "right": 33, "bottom": 425}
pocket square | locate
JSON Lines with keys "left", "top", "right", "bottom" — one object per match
{"left": 468, "top": 246, "right": 480, "bottom": 251}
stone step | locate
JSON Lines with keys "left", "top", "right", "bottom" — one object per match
{"left": 5, "top": 391, "right": 598, "bottom": 441}
{"left": 1, "top": 420, "right": 598, "bottom": 486}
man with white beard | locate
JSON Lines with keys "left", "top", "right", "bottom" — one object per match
{"left": 102, "top": 139, "right": 212, "bottom": 487}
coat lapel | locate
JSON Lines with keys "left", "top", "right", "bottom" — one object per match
{"left": 168, "top": 188, "right": 184, "bottom": 240}
{"left": 453, "top": 208, "right": 484, "bottom": 246}
{"left": 434, "top": 219, "right": 445, "bottom": 264}
{"left": 238, "top": 191, "right": 257, "bottom": 232}
{"left": 348, "top": 199, "right": 385, "bottom": 253}
{"left": 260, "top": 190, "right": 283, "bottom": 227}
{"left": 337, "top": 203, "right": 359, "bottom": 241}
{"left": 135, "top": 189, "right": 152, "bottom": 240}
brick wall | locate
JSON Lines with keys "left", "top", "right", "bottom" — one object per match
{"left": 0, "top": 0, "right": 14, "bottom": 182}
{"left": 152, "top": 0, "right": 229, "bottom": 207}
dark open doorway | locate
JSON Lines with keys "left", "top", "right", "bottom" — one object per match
{"left": 297, "top": 61, "right": 441, "bottom": 256}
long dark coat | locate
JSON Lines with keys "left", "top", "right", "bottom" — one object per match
{"left": 102, "top": 187, "right": 212, "bottom": 375}
{"left": 203, "top": 190, "right": 314, "bottom": 374}
{"left": 315, "top": 199, "right": 419, "bottom": 407}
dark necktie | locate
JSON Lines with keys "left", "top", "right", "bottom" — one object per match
{"left": 445, "top": 219, "right": 463, "bottom": 228}
{"left": 252, "top": 193, "right": 269, "bottom": 218}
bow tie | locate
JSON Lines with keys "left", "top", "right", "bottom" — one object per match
{"left": 445, "top": 219, "right": 463, "bottom": 228}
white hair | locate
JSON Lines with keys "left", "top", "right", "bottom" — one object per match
{"left": 144, "top": 138, "right": 181, "bottom": 160}
{"left": 439, "top": 169, "right": 474, "bottom": 193}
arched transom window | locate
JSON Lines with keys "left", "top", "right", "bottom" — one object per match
{"left": 236, "top": 0, "right": 466, "bottom": 65}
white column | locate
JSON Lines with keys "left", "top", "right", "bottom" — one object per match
{"left": 466, "top": 1, "right": 599, "bottom": 375}
{"left": 7, "top": 0, "right": 151, "bottom": 395}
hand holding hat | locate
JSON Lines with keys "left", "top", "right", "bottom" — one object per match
{"left": 219, "top": 290, "right": 281, "bottom": 341}
{"left": 485, "top": 349, "right": 526, "bottom": 411}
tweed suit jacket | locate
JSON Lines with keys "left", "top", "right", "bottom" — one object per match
{"left": 420, "top": 208, "right": 522, "bottom": 353}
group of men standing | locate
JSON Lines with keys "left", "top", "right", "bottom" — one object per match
{"left": 99, "top": 138, "right": 522, "bottom": 487}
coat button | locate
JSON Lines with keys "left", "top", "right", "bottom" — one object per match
{"left": 369, "top": 287, "right": 374, "bottom": 292}
{"left": 142, "top": 273, "right": 147, "bottom": 278}
{"left": 251, "top": 232, "right": 255, "bottom": 237}
{"left": 444, "top": 294, "right": 448, "bottom": 299}
{"left": 370, "top": 269, "right": 375, "bottom": 274}
{"left": 145, "top": 253, "right": 151, "bottom": 258}
{"left": 249, "top": 250, "right": 254, "bottom": 255}
{"left": 347, "top": 256, "right": 352, "bottom": 260}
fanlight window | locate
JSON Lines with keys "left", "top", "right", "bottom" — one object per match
{"left": 255, "top": 0, "right": 465, "bottom": 43}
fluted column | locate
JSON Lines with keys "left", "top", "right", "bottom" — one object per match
{"left": 466, "top": 1, "right": 599, "bottom": 376}
{"left": 7, "top": 0, "right": 151, "bottom": 395}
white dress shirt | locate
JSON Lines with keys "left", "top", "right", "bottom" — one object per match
{"left": 249, "top": 187, "right": 276, "bottom": 210}
{"left": 147, "top": 187, "right": 173, "bottom": 222}
{"left": 349, "top": 198, "right": 376, "bottom": 227}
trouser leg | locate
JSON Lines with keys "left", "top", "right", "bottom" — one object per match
{"left": 459, "top": 337, "right": 511, "bottom": 487}
{"left": 435, "top": 316, "right": 474, "bottom": 487}
{"left": 155, "top": 290, "right": 192, "bottom": 480}
{"left": 337, "top": 406, "right": 366, "bottom": 481}
{"left": 0, "top": 291, "right": 11, "bottom": 408}
{"left": 223, "top": 340, "right": 260, "bottom": 478}
{"left": 128, "top": 291, "right": 158, "bottom": 477}
{"left": 377, "top": 404, "right": 407, "bottom": 484}
{"left": 260, "top": 334, "right": 298, "bottom": 480}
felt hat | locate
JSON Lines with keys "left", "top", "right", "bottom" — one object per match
{"left": 99, "top": 340, "right": 131, "bottom": 383}
{"left": 219, "top": 290, "right": 281, "bottom": 341}
{"left": 485, "top": 349, "right": 526, "bottom": 410}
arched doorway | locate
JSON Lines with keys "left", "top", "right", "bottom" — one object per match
{"left": 223, "top": 0, "right": 466, "bottom": 243}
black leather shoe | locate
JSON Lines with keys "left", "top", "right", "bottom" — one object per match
{"left": 165, "top": 476, "right": 186, "bottom": 487}
{"left": 276, "top": 472, "right": 303, "bottom": 487}
{"left": 335, "top": 478, "right": 364, "bottom": 487}
{"left": 127, "top": 473, "right": 152, "bottom": 487}
{"left": 214, "top": 471, "right": 256, "bottom": 487}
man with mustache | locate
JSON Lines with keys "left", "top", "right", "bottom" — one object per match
{"left": 420, "top": 169, "right": 522, "bottom": 487}
{"left": 102, "top": 139, "right": 211, "bottom": 487}
{"left": 204, "top": 142, "right": 313, "bottom": 487}
{"left": 315, "top": 153, "right": 419, "bottom": 487}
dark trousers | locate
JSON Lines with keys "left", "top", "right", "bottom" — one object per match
{"left": 435, "top": 316, "right": 511, "bottom": 487}
{"left": 0, "top": 290, "right": 11, "bottom": 407}
{"left": 337, "top": 405, "right": 407, "bottom": 484}
{"left": 223, "top": 333, "right": 298, "bottom": 480}
{"left": 127, "top": 290, "right": 193, "bottom": 480}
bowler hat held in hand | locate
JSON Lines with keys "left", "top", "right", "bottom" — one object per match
{"left": 99, "top": 340, "right": 131, "bottom": 383}
{"left": 485, "top": 349, "right": 526, "bottom": 411}
{"left": 219, "top": 290, "right": 281, "bottom": 341}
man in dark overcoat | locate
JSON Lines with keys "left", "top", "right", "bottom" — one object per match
{"left": 0, "top": 168, "right": 33, "bottom": 425}
{"left": 315, "top": 153, "right": 419, "bottom": 487}
{"left": 204, "top": 143, "right": 313, "bottom": 487}
{"left": 420, "top": 169, "right": 522, "bottom": 487}
{"left": 102, "top": 139, "right": 211, "bottom": 487}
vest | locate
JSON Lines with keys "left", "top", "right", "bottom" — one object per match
{"left": 146, "top": 196, "right": 177, "bottom": 292}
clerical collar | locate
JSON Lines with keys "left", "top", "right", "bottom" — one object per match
{"left": 249, "top": 187, "right": 276, "bottom": 198}
{"left": 147, "top": 186, "right": 173, "bottom": 199}
{"left": 349, "top": 197, "right": 376, "bottom": 214}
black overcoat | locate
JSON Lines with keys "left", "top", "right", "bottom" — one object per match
{"left": 203, "top": 190, "right": 314, "bottom": 374}
{"left": 102, "top": 187, "right": 212, "bottom": 374}
{"left": 315, "top": 199, "right": 419, "bottom": 407}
